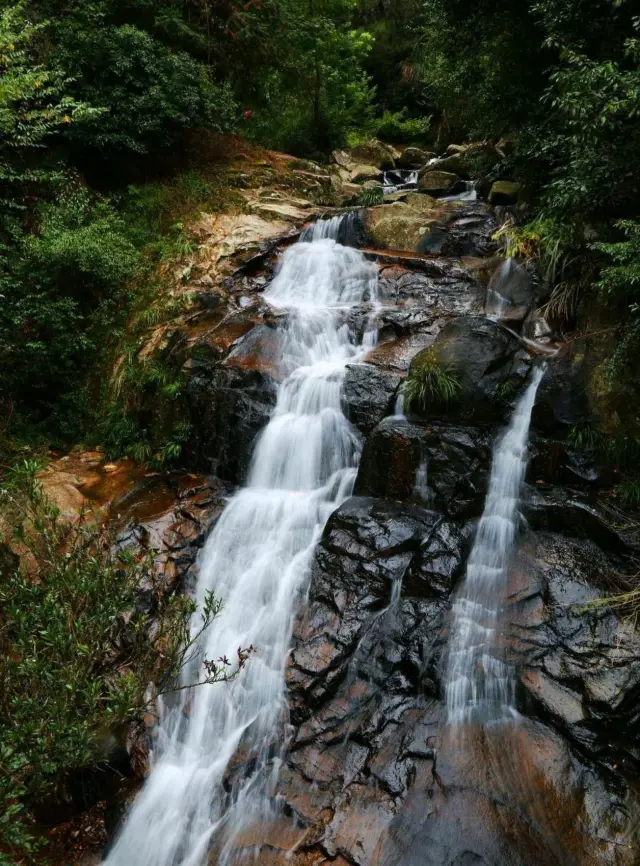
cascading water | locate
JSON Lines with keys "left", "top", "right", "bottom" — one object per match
{"left": 444, "top": 366, "right": 544, "bottom": 727}
{"left": 382, "top": 169, "right": 418, "bottom": 194}
{"left": 105, "top": 218, "right": 378, "bottom": 866}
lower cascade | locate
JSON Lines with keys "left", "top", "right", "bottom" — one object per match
{"left": 445, "top": 366, "right": 545, "bottom": 726}
{"left": 105, "top": 220, "right": 378, "bottom": 866}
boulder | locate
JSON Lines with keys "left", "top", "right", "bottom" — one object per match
{"left": 398, "top": 147, "right": 436, "bottom": 169}
{"left": 349, "top": 164, "right": 384, "bottom": 184}
{"left": 331, "top": 149, "right": 353, "bottom": 168}
{"left": 485, "top": 258, "right": 536, "bottom": 323}
{"left": 406, "top": 316, "right": 528, "bottom": 422}
{"left": 343, "top": 364, "right": 403, "bottom": 433}
{"left": 531, "top": 350, "right": 589, "bottom": 433}
{"left": 418, "top": 170, "right": 459, "bottom": 196}
{"left": 362, "top": 199, "right": 498, "bottom": 257}
{"left": 349, "top": 138, "right": 396, "bottom": 169}
{"left": 488, "top": 180, "right": 522, "bottom": 205}
{"left": 184, "top": 363, "right": 276, "bottom": 483}
{"left": 355, "top": 419, "right": 491, "bottom": 519}
{"left": 425, "top": 153, "right": 470, "bottom": 177}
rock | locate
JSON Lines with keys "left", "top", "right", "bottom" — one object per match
{"left": 355, "top": 419, "right": 491, "bottom": 518}
{"left": 361, "top": 179, "right": 383, "bottom": 190}
{"left": 398, "top": 147, "right": 436, "bottom": 169}
{"left": 425, "top": 153, "right": 470, "bottom": 177}
{"left": 349, "top": 164, "right": 384, "bottom": 184}
{"left": 509, "top": 531, "right": 640, "bottom": 766}
{"left": 185, "top": 364, "right": 276, "bottom": 483}
{"left": 531, "top": 350, "right": 589, "bottom": 432}
{"left": 524, "top": 492, "right": 629, "bottom": 554}
{"left": 331, "top": 149, "right": 353, "bottom": 168}
{"left": 343, "top": 364, "right": 403, "bottom": 433}
{"left": 349, "top": 138, "right": 396, "bottom": 169}
{"left": 362, "top": 199, "right": 498, "bottom": 257}
{"left": 363, "top": 202, "right": 443, "bottom": 254}
{"left": 341, "top": 181, "right": 364, "bottom": 200}
{"left": 406, "top": 316, "right": 528, "bottom": 423}
{"left": 418, "top": 170, "right": 459, "bottom": 196}
{"left": 485, "top": 258, "right": 536, "bottom": 323}
{"left": 488, "top": 180, "right": 522, "bottom": 205}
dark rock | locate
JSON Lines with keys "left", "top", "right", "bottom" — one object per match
{"left": 524, "top": 491, "right": 630, "bottom": 554}
{"left": 509, "top": 532, "right": 640, "bottom": 769}
{"left": 185, "top": 364, "right": 276, "bottom": 483}
{"left": 407, "top": 316, "right": 529, "bottom": 423}
{"left": 355, "top": 419, "right": 491, "bottom": 519}
{"left": 532, "top": 351, "right": 589, "bottom": 433}
{"left": 485, "top": 258, "right": 536, "bottom": 323}
{"left": 398, "top": 148, "right": 436, "bottom": 169}
{"left": 488, "top": 181, "right": 522, "bottom": 205}
{"left": 343, "top": 364, "right": 403, "bottom": 433}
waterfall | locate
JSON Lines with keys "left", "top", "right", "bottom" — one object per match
{"left": 444, "top": 366, "right": 544, "bottom": 726}
{"left": 382, "top": 169, "right": 418, "bottom": 194}
{"left": 105, "top": 216, "right": 378, "bottom": 866}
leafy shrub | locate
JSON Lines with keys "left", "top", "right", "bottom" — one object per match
{"left": 0, "top": 465, "right": 248, "bottom": 861}
{"left": 356, "top": 186, "right": 384, "bottom": 206}
{"left": 404, "top": 348, "right": 462, "bottom": 411}
{"left": 371, "top": 109, "right": 432, "bottom": 145}
{"left": 0, "top": 186, "right": 139, "bottom": 422}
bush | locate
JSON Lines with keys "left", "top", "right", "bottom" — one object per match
{"left": 0, "top": 185, "right": 139, "bottom": 423}
{"left": 0, "top": 464, "right": 248, "bottom": 862}
{"left": 404, "top": 348, "right": 462, "bottom": 411}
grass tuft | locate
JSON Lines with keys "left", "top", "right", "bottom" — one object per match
{"left": 404, "top": 348, "right": 462, "bottom": 411}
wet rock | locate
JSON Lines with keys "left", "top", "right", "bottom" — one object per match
{"left": 418, "top": 171, "right": 459, "bottom": 196}
{"left": 185, "top": 363, "right": 276, "bottom": 483}
{"left": 509, "top": 532, "right": 640, "bottom": 770}
{"left": 523, "top": 491, "right": 629, "bottom": 554}
{"left": 343, "top": 364, "right": 403, "bottom": 434}
{"left": 488, "top": 181, "right": 522, "bottom": 205}
{"left": 485, "top": 258, "right": 536, "bottom": 323}
{"left": 355, "top": 419, "right": 491, "bottom": 519}
{"left": 532, "top": 350, "right": 589, "bottom": 432}
{"left": 362, "top": 200, "right": 498, "bottom": 258}
{"left": 398, "top": 148, "right": 436, "bottom": 169}
{"left": 407, "top": 317, "right": 529, "bottom": 423}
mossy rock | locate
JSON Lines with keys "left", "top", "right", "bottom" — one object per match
{"left": 418, "top": 171, "right": 459, "bottom": 196}
{"left": 349, "top": 138, "right": 396, "bottom": 169}
{"left": 488, "top": 180, "right": 522, "bottom": 205}
{"left": 406, "top": 317, "right": 527, "bottom": 423}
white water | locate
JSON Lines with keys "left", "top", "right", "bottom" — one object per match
{"left": 445, "top": 367, "right": 544, "bottom": 726}
{"left": 382, "top": 169, "right": 418, "bottom": 194}
{"left": 439, "top": 180, "right": 477, "bottom": 202}
{"left": 105, "top": 219, "right": 378, "bottom": 866}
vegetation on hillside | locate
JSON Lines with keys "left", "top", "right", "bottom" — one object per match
{"left": 2, "top": 0, "right": 640, "bottom": 859}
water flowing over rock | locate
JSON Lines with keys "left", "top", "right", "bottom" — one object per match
{"left": 96, "top": 145, "right": 640, "bottom": 866}
{"left": 104, "top": 218, "right": 379, "bottom": 866}
{"left": 445, "top": 366, "right": 545, "bottom": 726}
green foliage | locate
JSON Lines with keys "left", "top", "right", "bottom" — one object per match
{"left": 593, "top": 221, "right": 640, "bottom": 381}
{"left": 245, "top": 0, "right": 375, "bottom": 155}
{"left": 0, "top": 184, "right": 139, "bottom": 423}
{"left": 616, "top": 481, "right": 640, "bottom": 508}
{"left": 404, "top": 348, "right": 462, "bottom": 411}
{"left": 349, "top": 109, "right": 432, "bottom": 147}
{"left": 356, "top": 186, "right": 384, "bottom": 206}
{"left": 0, "top": 464, "right": 251, "bottom": 861}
